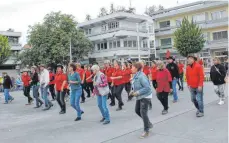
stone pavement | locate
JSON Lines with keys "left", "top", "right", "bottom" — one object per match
{"left": 0, "top": 82, "right": 228, "bottom": 143}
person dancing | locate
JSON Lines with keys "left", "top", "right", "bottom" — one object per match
{"left": 21, "top": 69, "right": 33, "bottom": 105}
{"left": 122, "top": 62, "right": 132, "bottom": 101}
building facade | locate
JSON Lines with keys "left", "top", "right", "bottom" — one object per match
{"left": 78, "top": 12, "right": 155, "bottom": 64}
{"left": 152, "top": 1, "right": 228, "bottom": 68}
{"left": 0, "top": 29, "right": 22, "bottom": 69}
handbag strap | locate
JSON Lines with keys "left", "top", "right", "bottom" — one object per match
{"left": 214, "top": 65, "right": 222, "bottom": 76}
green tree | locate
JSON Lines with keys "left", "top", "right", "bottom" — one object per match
{"left": 144, "top": 5, "right": 156, "bottom": 16}
{"left": 98, "top": 7, "right": 108, "bottom": 17}
{"left": 174, "top": 17, "right": 205, "bottom": 57}
{"left": 19, "top": 11, "right": 92, "bottom": 66}
{"left": 0, "top": 35, "right": 10, "bottom": 64}
{"left": 85, "top": 14, "right": 91, "bottom": 21}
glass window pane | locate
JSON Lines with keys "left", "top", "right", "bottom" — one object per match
{"left": 133, "top": 41, "right": 137, "bottom": 47}
{"left": 222, "top": 31, "right": 228, "bottom": 39}
{"left": 161, "top": 38, "right": 171, "bottom": 46}
{"left": 113, "top": 41, "right": 116, "bottom": 48}
{"left": 109, "top": 42, "right": 112, "bottom": 48}
{"left": 124, "top": 41, "right": 128, "bottom": 47}
{"left": 213, "top": 33, "right": 217, "bottom": 40}
{"left": 159, "top": 21, "right": 170, "bottom": 28}
{"left": 104, "top": 43, "right": 107, "bottom": 49}
{"left": 117, "top": 41, "right": 120, "bottom": 47}
{"left": 97, "top": 44, "right": 100, "bottom": 50}
{"left": 128, "top": 41, "right": 132, "bottom": 47}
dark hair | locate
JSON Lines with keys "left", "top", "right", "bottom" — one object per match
{"left": 69, "top": 63, "right": 76, "bottom": 71}
{"left": 132, "top": 62, "right": 142, "bottom": 71}
{"left": 152, "top": 61, "right": 156, "bottom": 65}
{"left": 123, "top": 62, "right": 128, "bottom": 67}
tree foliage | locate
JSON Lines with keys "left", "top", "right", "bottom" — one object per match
{"left": 110, "top": 3, "right": 116, "bottom": 14}
{"left": 0, "top": 35, "right": 10, "bottom": 65}
{"left": 98, "top": 7, "right": 108, "bottom": 17}
{"left": 144, "top": 5, "right": 165, "bottom": 16}
{"left": 19, "top": 11, "right": 92, "bottom": 66}
{"left": 174, "top": 17, "right": 205, "bottom": 57}
{"left": 85, "top": 14, "right": 91, "bottom": 21}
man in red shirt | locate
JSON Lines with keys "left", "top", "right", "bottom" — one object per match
{"left": 178, "top": 61, "right": 184, "bottom": 91}
{"left": 110, "top": 60, "right": 124, "bottom": 111}
{"left": 48, "top": 67, "right": 56, "bottom": 101}
{"left": 84, "top": 65, "right": 94, "bottom": 98}
{"left": 122, "top": 62, "right": 132, "bottom": 101}
{"left": 186, "top": 55, "right": 204, "bottom": 117}
{"left": 104, "top": 60, "right": 114, "bottom": 105}
{"left": 21, "top": 69, "right": 33, "bottom": 105}
{"left": 150, "top": 61, "right": 157, "bottom": 89}
{"left": 76, "top": 63, "right": 86, "bottom": 103}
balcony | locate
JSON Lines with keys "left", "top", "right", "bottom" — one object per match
{"left": 205, "top": 39, "right": 228, "bottom": 49}
{"left": 86, "top": 27, "right": 148, "bottom": 41}
{"left": 155, "top": 17, "right": 228, "bottom": 36}
{"left": 10, "top": 43, "right": 22, "bottom": 51}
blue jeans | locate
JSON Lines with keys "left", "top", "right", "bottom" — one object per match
{"left": 40, "top": 85, "right": 51, "bottom": 107}
{"left": 189, "top": 87, "right": 204, "bottom": 113}
{"left": 4, "top": 89, "right": 13, "bottom": 103}
{"left": 172, "top": 79, "right": 178, "bottom": 101}
{"left": 97, "top": 95, "right": 110, "bottom": 121}
{"left": 70, "top": 88, "right": 83, "bottom": 118}
{"left": 33, "top": 85, "right": 43, "bottom": 107}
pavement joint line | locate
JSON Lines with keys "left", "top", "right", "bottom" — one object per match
{"left": 101, "top": 97, "right": 227, "bottom": 143}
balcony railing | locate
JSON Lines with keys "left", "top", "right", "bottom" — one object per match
{"left": 93, "top": 47, "right": 149, "bottom": 53}
{"left": 86, "top": 27, "right": 148, "bottom": 37}
{"left": 156, "top": 45, "right": 172, "bottom": 49}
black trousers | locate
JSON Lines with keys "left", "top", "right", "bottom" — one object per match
{"left": 84, "top": 82, "right": 94, "bottom": 97}
{"left": 135, "top": 98, "right": 152, "bottom": 132}
{"left": 113, "top": 84, "right": 124, "bottom": 108}
{"left": 49, "top": 84, "right": 56, "bottom": 100}
{"left": 81, "top": 84, "right": 85, "bottom": 101}
{"left": 108, "top": 82, "right": 113, "bottom": 101}
{"left": 124, "top": 82, "right": 132, "bottom": 100}
{"left": 157, "top": 91, "right": 169, "bottom": 110}
{"left": 56, "top": 89, "right": 67, "bottom": 112}
{"left": 23, "top": 86, "right": 33, "bottom": 103}
{"left": 152, "top": 80, "right": 157, "bottom": 89}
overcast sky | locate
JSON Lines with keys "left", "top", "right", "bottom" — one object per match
{"left": 0, "top": 0, "right": 197, "bottom": 45}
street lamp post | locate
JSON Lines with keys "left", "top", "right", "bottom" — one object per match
{"left": 136, "top": 23, "right": 141, "bottom": 61}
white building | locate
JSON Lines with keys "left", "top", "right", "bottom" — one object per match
{"left": 78, "top": 12, "right": 155, "bottom": 64}
{"left": 0, "top": 29, "right": 22, "bottom": 69}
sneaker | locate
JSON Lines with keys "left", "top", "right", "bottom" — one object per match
{"left": 196, "top": 110, "right": 199, "bottom": 116}
{"left": 74, "top": 117, "right": 81, "bottom": 121}
{"left": 149, "top": 123, "right": 153, "bottom": 130}
{"left": 218, "top": 100, "right": 225, "bottom": 105}
{"left": 3, "top": 102, "right": 8, "bottom": 104}
{"left": 103, "top": 121, "right": 110, "bottom": 125}
{"left": 100, "top": 118, "right": 105, "bottom": 122}
{"left": 140, "top": 132, "right": 149, "bottom": 139}
{"left": 59, "top": 111, "right": 66, "bottom": 114}
{"left": 162, "top": 110, "right": 168, "bottom": 115}
{"left": 81, "top": 111, "right": 84, "bottom": 115}
{"left": 81, "top": 101, "right": 85, "bottom": 103}
{"left": 109, "top": 103, "right": 115, "bottom": 106}
{"left": 9, "top": 98, "right": 14, "bottom": 102}
{"left": 196, "top": 112, "right": 204, "bottom": 117}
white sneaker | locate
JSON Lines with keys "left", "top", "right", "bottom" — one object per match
{"left": 218, "top": 100, "right": 225, "bottom": 105}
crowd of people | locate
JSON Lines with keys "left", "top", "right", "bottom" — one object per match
{"left": 1, "top": 55, "right": 228, "bottom": 138}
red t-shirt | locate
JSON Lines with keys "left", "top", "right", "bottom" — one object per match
{"left": 143, "top": 66, "right": 150, "bottom": 76}
{"left": 21, "top": 75, "right": 31, "bottom": 87}
{"left": 85, "top": 70, "right": 93, "bottom": 83}
{"left": 105, "top": 67, "right": 114, "bottom": 83}
{"left": 76, "top": 68, "right": 84, "bottom": 81}
{"left": 55, "top": 72, "right": 68, "bottom": 91}
{"left": 151, "top": 66, "right": 157, "bottom": 80}
{"left": 112, "top": 68, "right": 123, "bottom": 86}
{"left": 178, "top": 64, "right": 184, "bottom": 74}
{"left": 199, "top": 60, "right": 203, "bottom": 65}
{"left": 122, "top": 68, "right": 132, "bottom": 83}
{"left": 49, "top": 72, "right": 55, "bottom": 85}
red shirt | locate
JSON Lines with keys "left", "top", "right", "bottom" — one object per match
{"left": 21, "top": 74, "right": 31, "bottom": 87}
{"left": 178, "top": 64, "right": 184, "bottom": 74}
{"left": 76, "top": 68, "right": 84, "bottom": 81}
{"left": 156, "top": 69, "right": 172, "bottom": 93}
{"left": 122, "top": 68, "right": 132, "bottom": 83}
{"left": 143, "top": 66, "right": 150, "bottom": 77}
{"left": 85, "top": 70, "right": 93, "bottom": 83}
{"left": 105, "top": 67, "right": 114, "bottom": 83}
{"left": 186, "top": 62, "right": 204, "bottom": 88}
{"left": 55, "top": 72, "right": 68, "bottom": 91}
{"left": 151, "top": 66, "right": 157, "bottom": 80}
{"left": 49, "top": 72, "right": 55, "bottom": 85}
{"left": 199, "top": 59, "right": 203, "bottom": 65}
{"left": 112, "top": 68, "right": 123, "bottom": 86}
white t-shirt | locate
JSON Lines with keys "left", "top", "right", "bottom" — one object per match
{"left": 145, "top": 93, "right": 152, "bottom": 99}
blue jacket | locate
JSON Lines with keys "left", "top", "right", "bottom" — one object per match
{"left": 132, "top": 71, "right": 152, "bottom": 100}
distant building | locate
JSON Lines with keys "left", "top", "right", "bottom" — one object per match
{"left": 152, "top": 1, "right": 228, "bottom": 68}
{"left": 78, "top": 12, "right": 155, "bottom": 65}
{"left": 0, "top": 29, "right": 22, "bottom": 69}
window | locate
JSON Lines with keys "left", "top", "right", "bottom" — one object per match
{"left": 161, "top": 38, "right": 172, "bottom": 46}
{"left": 176, "top": 18, "right": 182, "bottom": 27}
{"left": 8, "top": 36, "right": 19, "bottom": 44}
{"left": 124, "top": 41, "right": 128, "bottom": 47}
{"left": 113, "top": 41, "right": 116, "bottom": 48}
{"left": 101, "top": 43, "right": 104, "bottom": 50}
{"left": 150, "top": 40, "right": 154, "bottom": 48}
{"left": 128, "top": 41, "right": 132, "bottom": 47}
{"left": 102, "top": 25, "right": 107, "bottom": 31}
{"left": 143, "top": 41, "right": 148, "bottom": 48}
{"left": 133, "top": 41, "right": 137, "bottom": 47}
{"left": 211, "top": 10, "right": 227, "bottom": 20}
{"left": 159, "top": 21, "right": 170, "bottom": 28}
{"left": 108, "top": 21, "right": 119, "bottom": 30}
{"left": 104, "top": 43, "right": 107, "bottom": 49}
{"left": 117, "top": 41, "right": 120, "bottom": 47}
{"left": 109, "top": 42, "right": 112, "bottom": 48}
{"left": 85, "top": 29, "right": 92, "bottom": 35}
{"left": 97, "top": 44, "right": 100, "bottom": 50}
{"left": 213, "top": 31, "right": 228, "bottom": 40}
{"left": 192, "top": 14, "right": 205, "bottom": 22}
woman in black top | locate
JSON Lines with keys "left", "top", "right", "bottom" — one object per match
{"left": 31, "top": 66, "right": 43, "bottom": 108}
{"left": 2, "top": 72, "right": 14, "bottom": 104}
